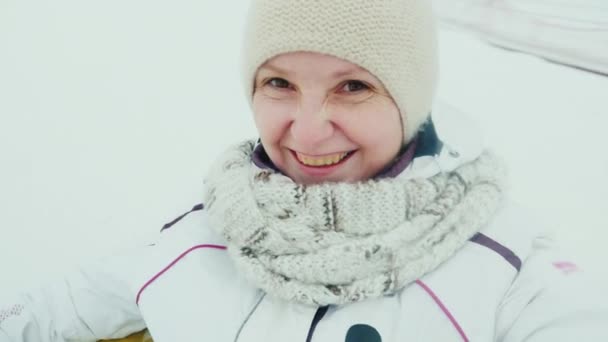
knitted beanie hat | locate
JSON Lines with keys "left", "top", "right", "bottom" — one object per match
{"left": 241, "top": 0, "right": 439, "bottom": 143}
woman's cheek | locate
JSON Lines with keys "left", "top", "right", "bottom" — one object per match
{"left": 254, "top": 105, "right": 292, "bottom": 146}
{"left": 332, "top": 106, "right": 377, "bottom": 139}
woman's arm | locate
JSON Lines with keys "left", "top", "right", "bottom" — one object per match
{"left": 0, "top": 247, "right": 148, "bottom": 342}
{"left": 1, "top": 204, "right": 223, "bottom": 341}
{"left": 496, "top": 237, "right": 608, "bottom": 341}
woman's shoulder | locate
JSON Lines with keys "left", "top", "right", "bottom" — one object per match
{"left": 145, "top": 203, "right": 230, "bottom": 273}
{"left": 157, "top": 203, "right": 226, "bottom": 247}
{"left": 491, "top": 205, "right": 608, "bottom": 340}
{"left": 132, "top": 204, "right": 260, "bottom": 335}
{"left": 130, "top": 204, "right": 234, "bottom": 300}
{"left": 478, "top": 200, "right": 549, "bottom": 265}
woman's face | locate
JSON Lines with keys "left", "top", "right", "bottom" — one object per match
{"left": 252, "top": 51, "right": 403, "bottom": 184}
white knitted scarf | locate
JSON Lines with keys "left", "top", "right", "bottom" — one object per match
{"left": 203, "top": 140, "right": 505, "bottom": 306}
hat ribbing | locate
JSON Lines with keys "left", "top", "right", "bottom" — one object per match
{"left": 241, "top": 0, "right": 439, "bottom": 142}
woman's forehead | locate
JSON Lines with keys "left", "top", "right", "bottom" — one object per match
{"left": 259, "top": 52, "right": 368, "bottom": 76}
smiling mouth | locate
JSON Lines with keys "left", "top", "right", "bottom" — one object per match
{"left": 293, "top": 150, "right": 355, "bottom": 167}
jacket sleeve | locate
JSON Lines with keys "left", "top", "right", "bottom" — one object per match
{"left": 0, "top": 246, "right": 149, "bottom": 342}
{"left": 495, "top": 236, "right": 608, "bottom": 341}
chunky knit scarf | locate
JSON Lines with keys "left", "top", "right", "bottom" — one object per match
{"left": 203, "top": 140, "right": 504, "bottom": 306}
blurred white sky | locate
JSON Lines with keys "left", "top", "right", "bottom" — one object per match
{"left": 1, "top": 0, "right": 607, "bottom": 294}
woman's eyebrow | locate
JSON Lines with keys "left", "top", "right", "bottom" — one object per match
{"left": 258, "top": 64, "right": 289, "bottom": 75}
{"left": 259, "top": 64, "right": 363, "bottom": 79}
{"left": 330, "top": 68, "right": 362, "bottom": 78}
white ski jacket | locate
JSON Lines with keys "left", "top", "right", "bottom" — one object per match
{"left": 2, "top": 106, "right": 607, "bottom": 341}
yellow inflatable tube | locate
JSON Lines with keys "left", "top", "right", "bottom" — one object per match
{"left": 100, "top": 330, "right": 152, "bottom": 342}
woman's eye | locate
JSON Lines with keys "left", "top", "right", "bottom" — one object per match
{"left": 267, "top": 78, "right": 290, "bottom": 89}
{"left": 342, "top": 80, "right": 369, "bottom": 93}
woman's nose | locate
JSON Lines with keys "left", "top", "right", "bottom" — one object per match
{"left": 290, "top": 97, "right": 334, "bottom": 148}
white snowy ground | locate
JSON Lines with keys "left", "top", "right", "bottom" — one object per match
{"left": 1, "top": 1, "right": 607, "bottom": 298}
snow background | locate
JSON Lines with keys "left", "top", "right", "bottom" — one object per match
{"left": 1, "top": 1, "right": 607, "bottom": 296}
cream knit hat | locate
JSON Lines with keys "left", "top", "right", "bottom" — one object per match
{"left": 241, "top": 0, "right": 439, "bottom": 143}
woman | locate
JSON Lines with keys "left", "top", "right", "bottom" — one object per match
{"left": 2, "top": 0, "right": 606, "bottom": 341}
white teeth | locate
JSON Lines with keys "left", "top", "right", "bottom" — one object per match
{"left": 296, "top": 152, "right": 349, "bottom": 166}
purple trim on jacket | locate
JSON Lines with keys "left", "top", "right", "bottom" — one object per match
{"left": 136, "top": 244, "right": 227, "bottom": 305}
{"left": 161, "top": 203, "right": 204, "bottom": 232}
{"left": 306, "top": 306, "right": 329, "bottom": 342}
{"left": 470, "top": 233, "right": 522, "bottom": 271}
{"left": 375, "top": 137, "right": 418, "bottom": 179}
{"left": 415, "top": 280, "right": 470, "bottom": 342}
{"left": 251, "top": 143, "right": 280, "bottom": 172}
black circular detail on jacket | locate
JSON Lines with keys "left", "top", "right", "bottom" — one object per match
{"left": 345, "top": 324, "right": 382, "bottom": 342}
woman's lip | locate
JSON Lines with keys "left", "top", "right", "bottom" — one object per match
{"left": 290, "top": 149, "right": 356, "bottom": 175}
{"left": 292, "top": 150, "right": 354, "bottom": 158}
